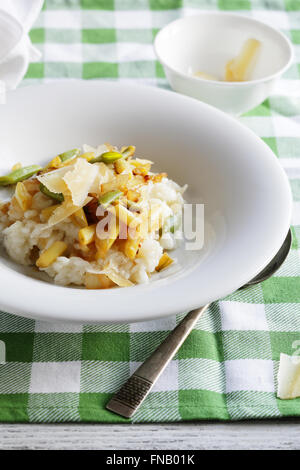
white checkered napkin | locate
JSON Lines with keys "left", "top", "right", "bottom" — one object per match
{"left": 0, "top": 0, "right": 299, "bottom": 423}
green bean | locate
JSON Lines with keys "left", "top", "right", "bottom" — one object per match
{"left": 89, "top": 154, "right": 102, "bottom": 164}
{"left": 58, "top": 148, "right": 80, "bottom": 163}
{"left": 40, "top": 184, "right": 64, "bottom": 202}
{"left": 98, "top": 190, "right": 123, "bottom": 208}
{"left": 90, "top": 147, "right": 134, "bottom": 164}
{"left": 0, "top": 165, "right": 42, "bottom": 186}
{"left": 101, "top": 151, "right": 124, "bottom": 164}
{"left": 169, "top": 215, "right": 175, "bottom": 234}
{"left": 90, "top": 151, "right": 123, "bottom": 164}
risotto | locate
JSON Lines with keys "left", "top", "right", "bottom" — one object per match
{"left": 0, "top": 144, "right": 186, "bottom": 289}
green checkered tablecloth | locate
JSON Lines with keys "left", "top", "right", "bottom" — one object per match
{"left": 0, "top": 0, "right": 300, "bottom": 423}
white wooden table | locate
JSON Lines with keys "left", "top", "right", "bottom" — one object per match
{"left": 0, "top": 421, "right": 300, "bottom": 450}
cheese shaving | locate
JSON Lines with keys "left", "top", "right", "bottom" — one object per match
{"left": 89, "top": 162, "right": 114, "bottom": 195}
{"left": 63, "top": 158, "right": 98, "bottom": 207}
{"left": 47, "top": 195, "right": 92, "bottom": 227}
{"left": 277, "top": 353, "right": 300, "bottom": 399}
{"left": 37, "top": 166, "right": 71, "bottom": 194}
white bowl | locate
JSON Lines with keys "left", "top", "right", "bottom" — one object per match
{"left": 154, "top": 12, "right": 293, "bottom": 115}
{"left": 0, "top": 81, "right": 292, "bottom": 323}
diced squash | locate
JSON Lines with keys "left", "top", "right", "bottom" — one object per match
{"left": 41, "top": 204, "right": 61, "bottom": 222}
{"left": 127, "top": 189, "right": 140, "bottom": 203}
{"left": 49, "top": 156, "right": 62, "bottom": 169}
{"left": 72, "top": 207, "right": 88, "bottom": 228}
{"left": 109, "top": 202, "right": 140, "bottom": 229}
{"left": 78, "top": 224, "right": 96, "bottom": 245}
{"left": 126, "top": 174, "right": 145, "bottom": 189}
{"left": 123, "top": 234, "right": 141, "bottom": 260}
{"left": 151, "top": 172, "right": 167, "bottom": 183}
{"left": 36, "top": 241, "right": 68, "bottom": 268}
{"left": 15, "top": 182, "right": 32, "bottom": 211}
{"left": 155, "top": 253, "right": 174, "bottom": 272}
{"left": 114, "top": 159, "right": 127, "bottom": 174}
{"left": 95, "top": 217, "right": 119, "bottom": 259}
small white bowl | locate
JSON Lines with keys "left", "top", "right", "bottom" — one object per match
{"left": 154, "top": 12, "right": 293, "bottom": 115}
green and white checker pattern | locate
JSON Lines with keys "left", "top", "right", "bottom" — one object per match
{"left": 0, "top": 0, "right": 300, "bottom": 422}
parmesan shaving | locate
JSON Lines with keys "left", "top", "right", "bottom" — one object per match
{"left": 277, "top": 353, "right": 300, "bottom": 399}
{"left": 47, "top": 195, "right": 92, "bottom": 227}
{"left": 89, "top": 162, "right": 114, "bottom": 195}
{"left": 37, "top": 166, "right": 71, "bottom": 194}
{"left": 63, "top": 158, "right": 98, "bottom": 207}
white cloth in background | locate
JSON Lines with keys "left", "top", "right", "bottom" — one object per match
{"left": 0, "top": 0, "right": 43, "bottom": 101}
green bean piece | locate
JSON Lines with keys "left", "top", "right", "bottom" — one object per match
{"left": 169, "top": 215, "right": 175, "bottom": 234}
{"left": 0, "top": 165, "right": 42, "bottom": 186}
{"left": 58, "top": 148, "right": 80, "bottom": 163}
{"left": 98, "top": 190, "right": 123, "bottom": 208}
{"left": 160, "top": 215, "right": 178, "bottom": 238}
{"left": 40, "top": 184, "right": 64, "bottom": 202}
{"left": 89, "top": 155, "right": 103, "bottom": 164}
{"left": 121, "top": 146, "right": 135, "bottom": 159}
{"left": 100, "top": 151, "right": 124, "bottom": 164}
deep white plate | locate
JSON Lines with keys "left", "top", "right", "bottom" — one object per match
{"left": 0, "top": 81, "right": 292, "bottom": 323}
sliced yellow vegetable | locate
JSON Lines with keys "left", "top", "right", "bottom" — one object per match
{"left": 78, "top": 224, "right": 96, "bottom": 245}
{"left": 110, "top": 202, "right": 140, "bottom": 229}
{"left": 84, "top": 271, "right": 115, "bottom": 289}
{"left": 15, "top": 182, "right": 32, "bottom": 211}
{"left": 114, "top": 158, "right": 127, "bottom": 174}
{"left": 225, "top": 38, "right": 261, "bottom": 82}
{"left": 127, "top": 189, "right": 140, "bottom": 202}
{"left": 103, "top": 268, "right": 134, "bottom": 287}
{"left": 48, "top": 156, "right": 62, "bottom": 169}
{"left": 155, "top": 253, "right": 174, "bottom": 272}
{"left": 123, "top": 236, "right": 141, "bottom": 260}
{"left": 41, "top": 204, "right": 61, "bottom": 222}
{"left": 131, "top": 158, "right": 153, "bottom": 170}
{"left": 95, "top": 218, "right": 119, "bottom": 259}
{"left": 36, "top": 241, "right": 68, "bottom": 268}
{"left": 149, "top": 204, "right": 164, "bottom": 232}
{"left": 72, "top": 208, "right": 88, "bottom": 228}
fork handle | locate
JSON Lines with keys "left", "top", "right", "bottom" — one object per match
{"left": 106, "top": 304, "right": 210, "bottom": 418}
